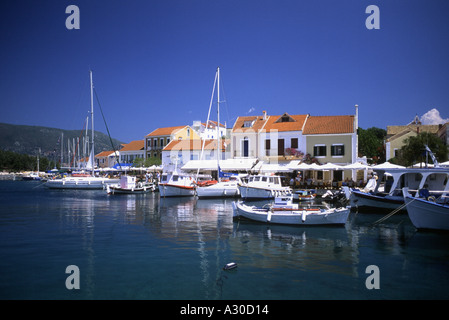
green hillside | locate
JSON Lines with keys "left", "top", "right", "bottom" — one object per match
{"left": 0, "top": 123, "right": 124, "bottom": 158}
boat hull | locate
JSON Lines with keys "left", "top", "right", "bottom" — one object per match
{"left": 106, "top": 184, "right": 153, "bottom": 194}
{"left": 349, "top": 190, "right": 403, "bottom": 211}
{"left": 45, "top": 177, "right": 119, "bottom": 189}
{"left": 232, "top": 201, "right": 350, "bottom": 225}
{"left": 404, "top": 196, "right": 449, "bottom": 231}
{"left": 197, "top": 183, "right": 240, "bottom": 198}
{"left": 159, "top": 184, "right": 195, "bottom": 197}
{"left": 239, "top": 186, "right": 290, "bottom": 199}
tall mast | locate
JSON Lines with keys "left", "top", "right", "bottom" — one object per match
{"left": 216, "top": 67, "right": 220, "bottom": 176}
{"left": 89, "top": 70, "right": 94, "bottom": 176}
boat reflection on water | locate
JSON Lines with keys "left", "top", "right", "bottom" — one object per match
{"left": 231, "top": 219, "right": 359, "bottom": 277}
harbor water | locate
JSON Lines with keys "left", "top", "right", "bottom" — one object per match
{"left": 1, "top": 180, "right": 449, "bottom": 300}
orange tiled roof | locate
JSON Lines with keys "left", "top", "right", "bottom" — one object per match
{"left": 231, "top": 116, "right": 267, "bottom": 133}
{"left": 302, "top": 115, "right": 354, "bottom": 134}
{"left": 263, "top": 114, "right": 308, "bottom": 132}
{"left": 119, "top": 140, "right": 145, "bottom": 152}
{"left": 146, "top": 125, "right": 187, "bottom": 137}
{"left": 95, "top": 150, "right": 115, "bottom": 157}
{"left": 163, "top": 139, "right": 226, "bottom": 151}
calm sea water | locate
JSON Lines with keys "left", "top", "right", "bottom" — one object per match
{"left": 1, "top": 180, "right": 448, "bottom": 300}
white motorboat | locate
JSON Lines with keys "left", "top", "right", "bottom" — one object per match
{"left": 403, "top": 188, "right": 449, "bottom": 231}
{"left": 106, "top": 176, "right": 154, "bottom": 194}
{"left": 159, "top": 170, "right": 196, "bottom": 197}
{"left": 239, "top": 174, "right": 292, "bottom": 199}
{"left": 350, "top": 166, "right": 449, "bottom": 211}
{"left": 233, "top": 195, "right": 350, "bottom": 225}
{"left": 196, "top": 175, "right": 241, "bottom": 198}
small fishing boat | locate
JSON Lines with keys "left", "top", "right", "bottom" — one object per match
{"left": 403, "top": 188, "right": 449, "bottom": 231}
{"left": 239, "top": 174, "right": 292, "bottom": 199}
{"left": 293, "top": 189, "right": 316, "bottom": 201}
{"left": 232, "top": 195, "right": 350, "bottom": 225}
{"left": 159, "top": 170, "right": 196, "bottom": 197}
{"left": 106, "top": 176, "right": 154, "bottom": 194}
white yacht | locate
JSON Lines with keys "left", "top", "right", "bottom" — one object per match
{"left": 45, "top": 71, "right": 119, "bottom": 189}
{"left": 196, "top": 175, "right": 241, "bottom": 198}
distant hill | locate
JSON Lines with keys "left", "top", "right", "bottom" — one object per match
{"left": 0, "top": 123, "right": 124, "bottom": 159}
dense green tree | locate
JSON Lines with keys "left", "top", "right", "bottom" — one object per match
{"left": 393, "top": 132, "right": 448, "bottom": 167}
{"left": 358, "top": 127, "right": 386, "bottom": 164}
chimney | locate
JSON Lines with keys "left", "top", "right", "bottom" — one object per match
{"left": 263, "top": 110, "right": 267, "bottom": 120}
{"left": 355, "top": 104, "right": 359, "bottom": 131}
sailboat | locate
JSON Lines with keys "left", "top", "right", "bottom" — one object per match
{"left": 45, "top": 71, "right": 120, "bottom": 189}
{"left": 196, "top": 67, "right": 241, "bottom": 198}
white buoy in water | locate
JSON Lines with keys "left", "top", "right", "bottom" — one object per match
{"left": 223, "top": 262, "right": 238, "bottom": 270}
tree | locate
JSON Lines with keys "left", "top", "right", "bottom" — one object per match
{"left": 358, "top": 127, "right": 386, "bottom": 164}
{"left": 394, "top": 132, "right": 448, "bottom": 167}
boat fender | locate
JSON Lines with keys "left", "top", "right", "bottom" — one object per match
{"left": 223, "top": 262, "right": 237, "bottom": 270}
{"left": 302, "top": 211, "right": 307, "bottom": 222}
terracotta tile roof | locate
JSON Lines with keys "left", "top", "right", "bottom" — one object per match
{"left": 119, "top": 140, "right": 145, "bottom": 152}
{"left": 95, "top": 150, "right": 116, "bottom": 157}
{"left": 303, "top": 115, "right": 354, "bottom": 134}
{"left": 263, "top": 113, "right": 308, "bottom": 132}
{"left": 231, "top": 116, "right": 268, "bottom": 133}
{"left": 163, "top": 139, "right": 227, "bottom": 151}
{"left": 145, "top": 125, "right": 187, "bottom": 137}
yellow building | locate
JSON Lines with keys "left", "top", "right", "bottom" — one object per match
{"left": 144, "top": 125, "right": 200, "bottom": 161}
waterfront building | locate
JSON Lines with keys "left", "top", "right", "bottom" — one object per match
{"left": 191, "top": 120, "right": 227, "bottom": 140}
{"left": 95, "top": 150, "right": 117, "bottom": 168}
{"left": 302, "top": 112, "right": 358, "bottom": 182}
{"left": 118, "top": 140, "right": 145, "bottom": 165}
{"left": 144, "top": 125, "right": 200, "bottom": 162}
{"left": 385, "top": 115, "right": 441, "bottom": 161}
{"left": 161, "top": 139, "right": 227, "bottom": 173}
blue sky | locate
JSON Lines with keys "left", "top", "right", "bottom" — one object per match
{"left": 1, "top": 0, "right": 448, "bottom": 143}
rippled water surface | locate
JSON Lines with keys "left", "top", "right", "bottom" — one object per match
{"left": 1, "top": 180, "right": 448, "bottom": 300}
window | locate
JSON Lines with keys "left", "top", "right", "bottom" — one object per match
{"left": 154, "top": 138, "right": 158, "bottom": 147}
{"left": 313, "top": 145, "right": 326, "bottom": 157}
{"left": 291, "top": 138, "right": 298, "bottom": 149}
{"left": 265, "top": 139, "right": 271, "bottom": 150}
{"left": 265, "top": 139, "right": 271, "bottom": 156}
{"left": 331, "top": 144, "right": 345, "bottom": 157}
{"left": 243, "top": 120, "right": 253, "bottom": 128}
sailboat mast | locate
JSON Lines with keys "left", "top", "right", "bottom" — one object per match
{"left": 89, "top": 70, "right": 94, "bottom": 176}
{"left": 216, "top": 67, "right": 220, "bottom": 176}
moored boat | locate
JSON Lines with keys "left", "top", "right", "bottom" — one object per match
{"left": 44, "top": 70, "right": 119, "bottom": 190}
{"left": 350, "top": 166, "right": 449, "bottom": 211}
{"left": 402, "top": 187, "right": 449, "bottom": 231}
{"left": 106, "top": 176, "right": 154, "bottom": 194}
{"left": 293, "top": 189, "right": 316, "bottom": 201}
{"left": 239, "top": 174, "right": 291, "bottom": 199}
{"left": 233, "top": 195, "right": 350, "bottom": 225}
{"left": 196, "top": 175, "right": 241, "bottom": 198}
{"left": 159, "top": 170, "right": 196, "bottom": 197}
